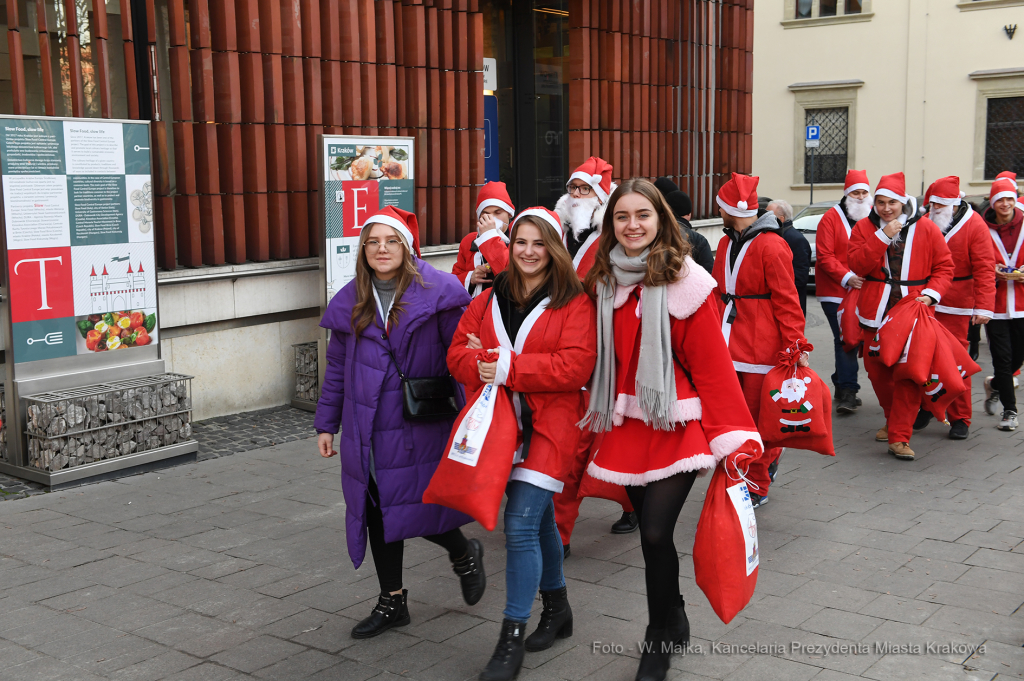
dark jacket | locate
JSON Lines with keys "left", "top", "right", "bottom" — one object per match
{"left": 777, "top": 219, "right": 812, "bottom": 314}
{"left": 678, "top": 218, "right": 715, "bottom": 275}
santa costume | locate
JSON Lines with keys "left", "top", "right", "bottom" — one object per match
{"left": 451, "top": 182, "right": 514, "bottom": 297}
{"left": 995, "top": 170, "right": 1024, "bottom": 213}
{"left": 848, "top": 172, "right": 954, "bottom": 453}
{"left": 921, "top": 176, "right": 996, "bottom": 432}
{"left": 815, "top": 170, "right": 871, "bottom": 410}
{"left": 712, "top": 173, "right": 806, "bottom": 504}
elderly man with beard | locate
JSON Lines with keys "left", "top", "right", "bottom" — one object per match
{"left": 848, "top": 172, "right": 954, "bottom": 460}
{"left": 910, "top": 177, "right": 995, "bottom": 439}
{"left": 816, "top": 171, "right": 872, "bottom": 414}
{"left": 551, "top": 156, "right": 637, "bottom": 552}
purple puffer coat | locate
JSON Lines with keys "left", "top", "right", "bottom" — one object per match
{"left": 315, "top": 259, "right": 473, "bottom": 568}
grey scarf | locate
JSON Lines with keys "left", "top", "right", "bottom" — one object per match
{"left": 580, "top": 244, "right": 677, "bottom": 432}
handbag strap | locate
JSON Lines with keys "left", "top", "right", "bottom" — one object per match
{"left": 380, "top": 332, "right": 408, "bottom": 381}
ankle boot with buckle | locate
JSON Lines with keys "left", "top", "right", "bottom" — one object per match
{"left": 351, "top": 589, "right": 410, "bottom": 639}
{"left": 479, "top": 618, "right": 526, "bottom": 681}
{"left": 635, "top": 626, "right": 671, "bottom": 681}
{"left": 452, "top": 538, "right": 486, "bottom": 606}
{"left": 524, "top": 586, "right": 573, "bottom": 652}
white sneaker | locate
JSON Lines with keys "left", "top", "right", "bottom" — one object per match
{"left": 999, "top": 410, "right": 1019, "bottom": 431}
{"left": 984, "top": 377, "right": 999, "bottom": 416}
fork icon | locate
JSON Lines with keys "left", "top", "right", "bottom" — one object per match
{"left": 27, "top": 332, "right": 63, "bottom": 346}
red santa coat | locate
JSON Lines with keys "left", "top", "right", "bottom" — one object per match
{"left": 815, "top": 204, "right": 857, "bottom": 303}
{"left": 447, "top": 291, "right": 597, "bottom": 492}
{"left": 990, "top": 215, "right": 1024, "bottom": 319}
{"left": 450, "top": 230, "right": 510, "bottom": 297}
{"left": 713, "top": 231, "right": 807, "bottom": 374}
{"left": 848, "top": 215, "right": 954, "bottom": 329}
{"left": 588, "top": 266, "right": 763, "bottom": 485}
{"left": 931, "top": 207, "right": 996, "bottom": 319}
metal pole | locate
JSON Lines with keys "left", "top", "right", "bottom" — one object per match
{"left": 810, "top": 144, "right": 815, "bottom": 205}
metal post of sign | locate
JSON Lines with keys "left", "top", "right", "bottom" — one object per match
{"left": 810, "top": 144, "right": 815, "bottom": 205}
{"left": 806, "top": 119, "right": 820, "bottom": 206}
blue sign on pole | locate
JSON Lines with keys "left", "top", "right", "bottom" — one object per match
{"left": 806, "top": 125, "right": 821, "bottom": 141}
{"left": 483, "top": 94, "right": 499, "bottom": 183}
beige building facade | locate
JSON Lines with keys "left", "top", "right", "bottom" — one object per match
{"left": 753, "top": 0, "right": 1024, "bottom": 206}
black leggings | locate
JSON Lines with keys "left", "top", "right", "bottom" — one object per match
{"left": 365, "top": 476, "right": 469, "bottom": 593}
{"left": 625, "top": 470, "right": 699, "bottom": 629}
{"left": 986, "top": 319, "right": 1024, "bottom": 412}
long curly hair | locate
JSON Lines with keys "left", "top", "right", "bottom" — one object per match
{"left": 351, "top": 225, "right": 424, "bottom": 337}
{"left": 583, "top": 177, "right": 692, "bottom": 294}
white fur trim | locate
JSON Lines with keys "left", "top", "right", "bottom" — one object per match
{"left": 476, "top": 198, "right": 515, "bottom": 218}
{"left": 510, "top": 467, "right": 564, "bottom": 493}
{"left": 613, "top": 394, "right": 702, "bottom": 426}
{"left": 840, "top": 271, "right": 855, "bottom": 287}
{"left": 716, "top": 194, "right": 757, "bottom": 218}
{"left": 928, "top": 194, "right": 961, "bottom": 206}
{"left": 935, "top": 304, "right": 973, "bottom": 316}
{"left": 513, "top": 208, "right": 562, "bottom": 240}
{"left": 733, "top": 361, "right": 774, "bottom": 374}
{"left": 592, "top": 194, "right": 610, "bottom": 230}
{"left": 493, "top": 347, "right": 512, "bottom": 386}
{"left": 844, "top": 183, "right": 870, "bottom": 195}
{"left": 874, "top": 228, "right": 893, "bottom": 245}
{"left": 569, "top": 170, "right": 611, "bottom": 202}
{"left": 611, "top": 257, "right": 717, "bottom": 320}
{"left": 875, "top": 188, "right": 909, "bottom": 203}
{"left": 818, "top": 296, "right": 843, "bottom": 304}
{"left": 922, "top": 288, "right": 942, "bottom": 304}
{"left": 974, "top": 309, "right": 993, "bottom": 319}
{"left": 463, "top": 270, "right": 474, "bottom": 292}
{"left": 475, "top": 229, "right": 508, "bottom": 247}
{"left": 364, "top": 214, "right": 414, "bottom": 250}
{"left": 587, "top": 454, "right": 719, "bottom": 486}
{"left": 709, "top": 430, "right": 764, "bottom": 460}
{"left": 991, "top": 190, "right": 1018, "bottom": 204}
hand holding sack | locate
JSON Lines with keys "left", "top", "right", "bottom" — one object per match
{"left": 758, "top": 340, "right": 835, "bottom": 456}
{"left": 423, "top": 352, "right": 521, "bottom": 531}
{"left": 837, "top": 288, "right": 863, "bottom": 353}
{"left": 693, "top": 453, "right": 760, "bottom": 624}
{"left": 919, "top": 322, "right": 982, "bottom": 423}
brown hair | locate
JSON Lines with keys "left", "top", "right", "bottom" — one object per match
{"left": 351, "top": 225, "right": 425, "bottom": 337}
{"left": 500, "top": 215, "right": 583, "bottom": 310}
{"left": 584, "top": 177, "right": 692, "bottom": 294}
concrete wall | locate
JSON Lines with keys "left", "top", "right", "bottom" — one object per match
{"left": 752, "top": 1, "right": 1024, "bottom": 207}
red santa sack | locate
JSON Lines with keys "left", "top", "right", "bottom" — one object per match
{"left": 576, "top": 436, "right": 632, "bottom": 508}
{"left": 919, "top": 323, "right": 981, "bottom": 422}
{"left": 693, "top": 454, "right": 760, "bottom": 624}
{"left": 837, "top": 288, "right": 863, "bottom": 353}
{"left": 423, "top": 361, "right": 520, "bottom": 531}
{"left": 878, "top": 299, "right": 936, "bottom": 383}
{"left": 758, "top": 341, "right": 835, "bottom": 456}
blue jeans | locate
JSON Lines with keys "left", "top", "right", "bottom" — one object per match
{"left": 820, "top": 301, "right": 861, "bottom": 392}
{"left": 503, "top": 480, "right": 565, "bottom": 623}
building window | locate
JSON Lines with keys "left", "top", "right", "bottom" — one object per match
{"left": 804, "top": 107, "right": 849, "bottom": 184}
{"left": 984, "top": 97, "right": 1024, "bottom": 179}
{"left": 789, "top": 0, "right": 863, "bottom": 19}
{"left": 797, "top": 0, "right": 812, "bottom": 18}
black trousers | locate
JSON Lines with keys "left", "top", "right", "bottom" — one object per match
{"left": 365, "top": 476, "right": 469, "bottom": 593}
{"left": 986, "top": 319, "right": 1024, "bottom": 412}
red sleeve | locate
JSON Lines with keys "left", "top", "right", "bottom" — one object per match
{"left": 477, "top": 231, "right": 510, "bottom": 275}
{"left": 450, "top": 234, "right": 476, "bottom": 289}
{"left": 924, "top": 223, "right": 955, "bottom": 302}
{"left": 446, "top": 292, "right": 490, "bottom": 391}
{"left": 970, "top": 219, "right": 997, "bottom": 316}
{"left": 505, "top": 294, "right": 597, "bottom": 393}
{"left": 816, "top": 211, "right": 852, "bottom": 285}
{"left": 764, "top": 240, "right": 806, "bottom": 344}
{"left": 848, "top": 219, "right": 889, "bottom": 276}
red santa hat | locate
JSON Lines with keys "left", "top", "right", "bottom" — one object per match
{"left": 567, "top": 156, "right": 614, "bottom": 202}
{"left": 475, "top": 181, "right": 515, "bottom": 219}
{"left": 874, "top": 172, "right": 909, "bottom": 203}
{"left": 362, "top": 205, "right": 421, "bottom": 256}
{"left": 844, "top": 169, "right": 870, "bottom": 195}
{"left": 715, "top": 172, "right": 759, "bottom": 218}
{"left": 511, "top": 207, "right": 563, "bottom": 240}
{"left": 991, "top": 171, "right": 1020, "bottom": 203}
{"left": 926, "top": 176, "right": 964, "bottom": 206}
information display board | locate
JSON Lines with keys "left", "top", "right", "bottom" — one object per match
{"left": 0, "top": 116, "right": 157, "bottom": 366}
{"left": 320, "top": 135, "right": 415, "bottom": 302}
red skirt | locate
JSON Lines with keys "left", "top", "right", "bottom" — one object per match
{"left": 588, "top": 417, "right": 718, "bottom": 486}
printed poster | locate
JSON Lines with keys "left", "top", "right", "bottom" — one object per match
{"left": 322, "top": 136, "right": 415, "bottom": 302}
{"left": 1, "top": 117, "right": 156, "bottom": 364}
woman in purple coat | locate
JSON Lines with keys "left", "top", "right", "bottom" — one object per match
{"left": 316, "top": 206, "right": 485, "bottom": 639}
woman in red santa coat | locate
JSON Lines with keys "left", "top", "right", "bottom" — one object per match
{"left": 451, "top": 182, "right": 515, "bottom": 297}
{"left": 848, "top": 172, "right": 954, "bottom": 459}
{"left": 447, "top": 208, "right": 597, "bottom": 681}
{"left": 581, "top": 178, "right": 763, "bottom": 681}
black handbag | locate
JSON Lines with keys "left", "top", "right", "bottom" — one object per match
{"left": 383, "top": 334, "right": 460, "bottom": 421}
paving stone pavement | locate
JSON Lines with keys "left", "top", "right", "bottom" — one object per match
{"left": 0, "top": 300, "right": 1022, "bottom": 681}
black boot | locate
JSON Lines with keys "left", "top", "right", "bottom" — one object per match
{"left": 351, "top": 590, "right": 410, "bottom": 639}
{"left": 452, "top": 538, "right": 486, "bottom": 606}
{"left": 479, "top": 618, "right": 526, "bottom": 681}
{"left": 611, "top": 511, "right": 639, "bottom": 534}
{"left": 524, "top": 586, "right": 573, "bottom": 652}
{"left": 635, "top": 627, "right": 671, "bottom": 681}
{"left": 913, "top": 409, "right": 933, "bottom": 431}
{"left": 835, "top": 389, "right": 858, "bottom": 415}
{"left": 665, "top": 597, "right": 690, "bottom": 649}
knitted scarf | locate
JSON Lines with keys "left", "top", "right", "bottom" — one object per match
{"left": 580, "top": 244, "right": 677, "bottom": 432}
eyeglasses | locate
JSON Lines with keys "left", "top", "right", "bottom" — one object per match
{"left": 566, "top": 182, "right": 592, "bottom": 196}
{"left": 364, "top": 238, "right": 404, "bottom": 252}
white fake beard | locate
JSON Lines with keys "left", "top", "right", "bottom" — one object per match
{"left": 846, "top": 195, "right": 871, "bottom": 222}
{"left": 930, "top": 204, "right": 954, "bottom": 232}
{"left": 568, "top": 196, "right": 601, "bottom": 238}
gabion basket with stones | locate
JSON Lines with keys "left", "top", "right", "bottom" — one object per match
{"left": 294, "top": 342, "right": 319, "bottom": 402}
{"left": 25, "top": 373, "right": 194, "bottom": 472}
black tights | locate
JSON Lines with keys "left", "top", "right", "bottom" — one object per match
{"left": 625, "top": 470, "right": 699, "bottom": 628}
{"left": 365, "top": 476, "right": 469, "bottom": 593}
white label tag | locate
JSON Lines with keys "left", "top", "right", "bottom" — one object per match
{"left": 447, "top": 384, "right": 497, "bottom": 467}
{"left": 726, "top": 482, "right": 759, "bottom": 575}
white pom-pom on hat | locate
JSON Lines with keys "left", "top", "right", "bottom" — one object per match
{"left": 737, "top": 201, "right": 747, "bottom": 211}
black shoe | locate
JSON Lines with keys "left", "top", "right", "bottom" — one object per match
{"left": 854, "top": 393, "right": 863, "bottom": 407}
{"left": 948, "top": 420, "right": 969, "bottom": 440}
{"left": 665, "top": 596, "right": 690, "bottom": 648}
{"left": 767, "top": 458, "right": 780, "bottom": 484}
{"left": 749, "top": 492, "right": 767, "bottom": 509}
{"left": 635, "top": 627, "right": 671, "bottom": 681}
{"left": 563, "top": 544, "right": 570, "bottom": 560}
{"left": 835, "top": 388, "right": 858, "bottom": 415}
{"left": 351, "top": 590, "right": 411, "bottom": 639}
{"left": 480, "top": 618, "right": 526, "bottom": 681}
{"left": 453, "top": 538, "right": 486, "bottom": 606}
{"left": 524, "top": 586, "right": 573, "bottom": 652}
{"left": 913, "top": 409, "right": 933, "bottom": 431}
{"left": 611, "top": 511, "right": 639, "bottom": 534}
